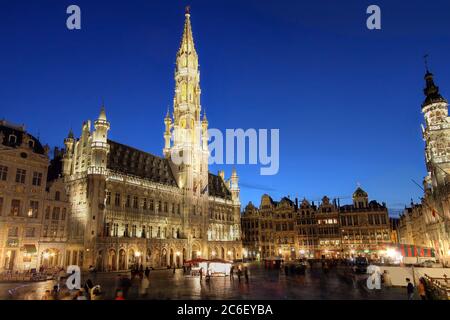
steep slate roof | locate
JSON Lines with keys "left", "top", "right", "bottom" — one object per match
{"left": 208, "top": 173, "right": 232, "bottom": 200}
{"left": 47, "top": 153, "right": 63, "bottom": 181}
{"left": 107, "top": 140, "right": 177, "bottom": 187}
{"left": 0, "top": 122, "right": 45, "bottom": 155}
{"left": 106, "top": 140, "right": 232, "bottom": 200}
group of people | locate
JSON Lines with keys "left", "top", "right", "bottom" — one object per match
{"left": 114, "top": 265, "right": 152, "bottom": 300}
{"left": 230, "top": 265, "right": 249, "bottom": 283}
{"left": 406, "top": 277, "right": 430, "bottom": 300}
{"left": 41, "top": 278, "right": 102, "bottom": 300}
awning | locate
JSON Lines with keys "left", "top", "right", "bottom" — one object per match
{"left": 395, "top": 244, "right": 435, "bottom": 258}
{"left": 22, "top": 244, "right": 37, "bottom": 254}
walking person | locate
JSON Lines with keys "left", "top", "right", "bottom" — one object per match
{"left": 199, "top": 267, "right": 203, "bottom": 282}
{"left": 144, "top": 267, "right": 150, "bottom": 278}
{"left": 84, "top": 279, "right": 94, "bottom": 300}
{"left": 244, "top": 267, "right": 249, "bottom": 284}
{"left": 115, "top": 290, "right": 125, "bottom": 300}
{"left": 139, "top": 274, "right": 150, "bottom": 297}
{"left": 230, "top": 266, "right": 234, "bottom": 280}
{"left": 51, "top": 285, "right": 59, "bottom": 300}
{"left": 237, "top": 266, "right": 242, "bottom": 283}
{"left": 418, "top": 277, "right": 427, "bottom": 300}
{"left": 406, "top": 278, "right": 415, "bottom": 300}
{"left": 120, "top": 274, "right": 132, "bottom": 299}
{"left": 382, "top": 270, "right": 392, "bottom": 289}
{"left": 41, "top": 290, "right": 53, "bottom": 300}
{"left": 90, "top": 285, "right": 103, "bottom": 300}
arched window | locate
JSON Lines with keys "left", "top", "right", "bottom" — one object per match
{"left": 8, "top": 134, "right": 17, "bottom": 144}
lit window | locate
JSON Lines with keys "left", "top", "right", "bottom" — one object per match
{"left": 0, "top": 165, "right": 8, "bottom": 181}
{"left": 32, "top": 172, "right": 42, "bottom": 186}
{"left": 15, "top": 169, "right": 26, "bottom": 184}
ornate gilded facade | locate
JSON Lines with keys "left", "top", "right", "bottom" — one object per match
{"left": 242, "top": 187, "right": 391, "bottom": 260}
{"left": 61, "top": 9, "right": 242, "bottom": 271}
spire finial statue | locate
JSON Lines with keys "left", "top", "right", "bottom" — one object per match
{"left": 185, "top": 5, "right": 190, "bottom": 15}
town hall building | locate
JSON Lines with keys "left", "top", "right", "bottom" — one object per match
{"left": 61, "top": 9, "right": 242, "bottom": 271}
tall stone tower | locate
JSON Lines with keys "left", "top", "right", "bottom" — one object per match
{"left": 421, "top": 68, "right": 450, "bottom": 189}
{"left": 165, "top": 7, "right": 209, "bottom": 197}
{"left": 62, "top": 106, "right": 110, "bottom": 268}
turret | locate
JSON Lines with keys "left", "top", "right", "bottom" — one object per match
{"left": 163, "top": 108, "right": 172, "bottom": 158}
{"left": 62, "top": 129, "right": 75, "bottom": 176}
{"left": 201, "top": 111, "right": 208, "bottom": 151}
{"left": 230, "top": 167, "right": 240, "bottom": 203}
{"left": 90, "top": 105, "right": 110, "bottom": 173}
{"left": 421, "top": 64, "right": 450, "bottom": 188}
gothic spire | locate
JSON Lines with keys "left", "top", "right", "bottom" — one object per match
{"left": 423, "top": 69, "right": 447, "bottom": 108}
{"left": 98, "top": 104, "right": 107, "bottom": 121}
{"left": 178, "top": 6, "right": 196, "bottom": 56}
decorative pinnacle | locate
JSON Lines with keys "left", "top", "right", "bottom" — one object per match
{"left": 67, "top": 128, "right": 74, "bottom": 139}
{"left": 424, "top": 54, "right": 430, "bottom": 73}
{"left": 185, "top": 5, "right": 190, "bottom": 15}
{"left": 165, "top": 106, "right": 170, "bottom": 118}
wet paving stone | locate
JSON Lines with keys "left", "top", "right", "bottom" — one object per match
{"left": 0, "top": 263, "right": 408, "bottom": 300}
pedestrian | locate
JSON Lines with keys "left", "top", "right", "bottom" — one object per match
{"left": 237, "top": 266, "right": 242, "bottom": 283}
{"left": 75, "top": 289, "right": 87, "bottom": 300}
{"left": 41, "top": 290, "right": 52, "bottom": 300}
{"left": 90, "top": 285, "right": 103, "bottom": 300}
{"left": 406, "top": 278, "right": 415, "bottom": 300}
{"left": 115, "top": 290, "right": 125, "bottom": 300}
{"left": 139, "top": 274, "right": 150, "bottom": 296}
{"left": 173, "top": 265, "right": 176, "bottom": 274}
{"left": 418, "top": 277, "right": 427, "bottom": 300}
{"left": 51, "top": 285, "right": 59, "bottom": 300}
{"left": 145, "top": 267, "right": 150, "bottom": 278}
{"left": 244, "top": 267, "right": 249, "bottom": 283}
{"left": 382, "top": 270, "right": 392, "bottom": 288}
{"left": 84, "top": 279, "right": 94, "bottom": 299}
{"left": 284, "top": 264, "right": 289, "bottom": 276}
{"left": 120, "top": 274, "right": 132, "bottom": 299}
{"left": 323, "top": 262, "right": 329, "bottom": 274}
{"left": 230, "top": 266, "right": 234, "bottom": 280}
{"left": 199, "top": 267, "right": 203, "bottom": 281}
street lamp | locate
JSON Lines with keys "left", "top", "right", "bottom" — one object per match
{"left": 227, "top": 251, "right": 231, "bottom": 256}
{"left": 176, "top": 251, "right": 180, "bottom": 256}
{"left": 197, "top": 251, "right": 201, "bottom": 257}
{"left": 135, "top": 251, "right": 141, "bottom": 258}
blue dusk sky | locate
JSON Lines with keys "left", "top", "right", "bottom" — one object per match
{"left": 1, "top": 0, "right": 450, "bottom": 215}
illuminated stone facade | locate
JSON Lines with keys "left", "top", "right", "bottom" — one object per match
{"left": 0, "top": 121, "right": 70, "bottom": 272}
{"left": 61, "top": 10, "right": 242, "bottom": 271}
{"left": 398, "top": 68, "right": 450, "bottom": 263}
{"left": 241, "top": 188, "right": 391, "bottom": 260}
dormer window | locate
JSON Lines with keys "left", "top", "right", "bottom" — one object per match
{"left": 8, "top": 134, "right": 17, "bottom": 144}
{"left": 28, "top": 140, "right": 35, "bottom": 148}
